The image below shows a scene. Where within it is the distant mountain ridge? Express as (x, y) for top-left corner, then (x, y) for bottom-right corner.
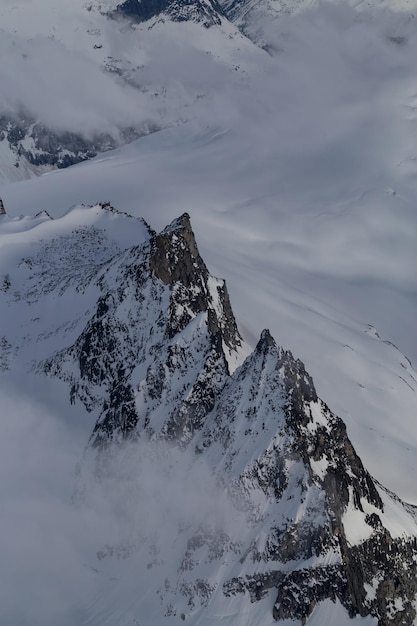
(0, 0), (254, 182)
(114, 0), (226, 26)
(2, 0), (417, 184)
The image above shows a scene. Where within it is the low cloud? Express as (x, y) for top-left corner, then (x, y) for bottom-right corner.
(0, 31), (150, 137)
(0, 378), (239, 625)
(2, 3), (417, 144)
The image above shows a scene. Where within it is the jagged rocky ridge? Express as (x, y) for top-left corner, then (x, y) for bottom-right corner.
(113, 0), (225, 27)
(1, 205), (415, 624)
(0, 111), (155, 177)
(41, 212), (242, 450)
(29, 208), (416, 625)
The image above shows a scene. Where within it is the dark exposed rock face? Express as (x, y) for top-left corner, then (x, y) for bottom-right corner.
(114, 0), (225, 27)
(41, 213), (242, 450)
(150, 213), (240, 349)
(34, 211), (417, 624)
(0, 112), (155, 173)
(190, 330), (416, 624)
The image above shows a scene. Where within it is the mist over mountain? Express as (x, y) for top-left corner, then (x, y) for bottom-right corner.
(0, 0), (256, 179)
(3, 0), (417, 180)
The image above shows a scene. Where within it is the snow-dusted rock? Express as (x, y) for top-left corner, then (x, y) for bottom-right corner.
(19, 207), (414, 625)
(0, 205), (416, 624)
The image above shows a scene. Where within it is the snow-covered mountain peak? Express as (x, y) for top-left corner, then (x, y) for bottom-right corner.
(162, 211), (192, 231)
(17, 212), (246, 450)
(255, 327), (276, 350)
(150, 211), (203, 286)
(1, 207), (416, 624)
(113, 0), (226, 27)
(148, 211), (243, 351)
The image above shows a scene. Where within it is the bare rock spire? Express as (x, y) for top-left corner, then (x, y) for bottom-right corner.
(0, 197), (6, 216)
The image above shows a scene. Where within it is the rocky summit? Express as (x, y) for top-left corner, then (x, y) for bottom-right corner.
(113, 0), (225, 27)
